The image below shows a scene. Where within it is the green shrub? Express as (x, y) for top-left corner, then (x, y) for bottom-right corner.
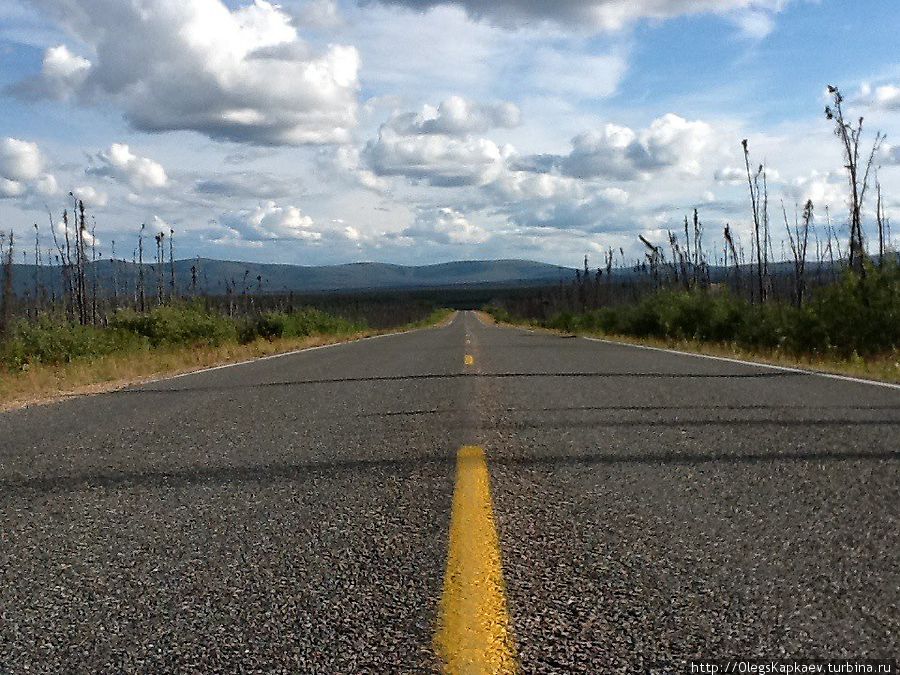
(238, 308), (364, 344)
(538, 263), (899, 358)
(111, 305), (237, 347)
(0, 319), (147, 368)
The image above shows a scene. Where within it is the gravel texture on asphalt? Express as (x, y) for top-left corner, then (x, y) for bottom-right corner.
(465, 315), (900, 673)
(1, 312), (898, 673)
(1, 324), (467, 674)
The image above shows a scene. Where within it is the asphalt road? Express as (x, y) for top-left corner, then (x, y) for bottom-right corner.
(1, 311), (898, 673)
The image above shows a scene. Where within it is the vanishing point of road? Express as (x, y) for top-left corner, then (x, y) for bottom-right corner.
(1, 311), (898, 673)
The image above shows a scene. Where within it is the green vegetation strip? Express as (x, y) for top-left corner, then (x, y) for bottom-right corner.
(486, 265), (899, 384)
(0, 306), (453, 410)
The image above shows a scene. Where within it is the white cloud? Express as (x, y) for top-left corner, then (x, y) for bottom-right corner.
(0, 178), (27, 198)
(243, 201), (321, 240)
(520, 113), (715, 181)
(0, 137), (42, 183)
(858, 83), (900, 111)
(194, 171), (299, 200)
(529, 49), (628, 99)
(715, 164), (781, 185)
(365, 125), (511, 186)
(149, 215), (173, 235)
(401, 207), (489, 244)
(72, 185), (108, 207)
(326, 146), (391, 193)
(715, 166), (748, 184)
(11, 44), (91, 100)
(17, 0), (361, 145)
(365, 0), (791, 33)
(881, 143), (900, 166)
(387, 96), (520, 135)
(487, 170), (587, 202)
(730, 10), (775, 38)
(88, 143), (168, 191)
(34, 173), (59, 196)
(295, 0), (343, 28)
(0, 137), (56, 199)
(501, 186), (631, 231)
(788, 171), (846, 213)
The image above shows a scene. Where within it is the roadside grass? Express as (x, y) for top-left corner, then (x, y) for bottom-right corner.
(0, 308), (455, 411)
(478, 311), (900, 385)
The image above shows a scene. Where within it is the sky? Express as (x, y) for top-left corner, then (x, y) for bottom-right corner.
(1, 0), (899, 268)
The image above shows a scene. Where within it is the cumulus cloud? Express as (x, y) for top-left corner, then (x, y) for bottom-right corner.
(72, 185), (108, 207)
(519, 114), (714, 181)
(295, 0), (344, 28)
(881, 143), (900, 166)
(715, 164), (781, 185)
(325, 146), (391, 193)
(365, 125), (511, 186)
(224, 201), (321, 241)
(0, 137), (58, 199)
(363, 0), (790, 33)
(0, 137), (42, 183)
(502, 186), (631, 231)
(87, 143), (168, 191)
(787, 171), (846, 212)
(194, 172), (298, 200)
(487, 170), (587, 203)
(15, 0), (360, 145)
(0, 178), (27, 199)
(858, 83), (900, 111)
(11, 44), (91, 100)
(387, 96), (520, 136)
(400, 207), (489, 244)
(714, 166), (748, 184)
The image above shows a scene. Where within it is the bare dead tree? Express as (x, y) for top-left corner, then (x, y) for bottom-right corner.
(1, 231), (14, 336)
(169, 228), (176, 301)
(90, 217), (98, 324)
(692, 209), (708, 287)
(742, 139), (768, 302)
(876, 180), (885, 266)
(49, 208), (72, 321)
(639, 235), (664, 288)
(825, 85), (885, 274)
(155, 231), (165, 306)
(138, 223), (146, 312)
(784, 199), (814, 308)
(69, 194), (88, 325)
(111, 239), (119, 307)
(62, 209), (76, 320)
(724, 223), (740, 293)
(77, 199), (89, 324)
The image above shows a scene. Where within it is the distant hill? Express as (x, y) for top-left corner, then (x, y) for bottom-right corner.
(5, 258), (577, 297)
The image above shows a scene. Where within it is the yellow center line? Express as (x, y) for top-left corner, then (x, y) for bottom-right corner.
(464, 354), (475, 366)
(435, 446), (517, 674)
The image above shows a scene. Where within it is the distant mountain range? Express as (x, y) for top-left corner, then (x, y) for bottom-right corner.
(8, 254), (897, 299)
(5, 258), (577, 296)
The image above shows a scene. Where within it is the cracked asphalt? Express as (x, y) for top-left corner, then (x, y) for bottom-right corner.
(1, 311), (898, 673)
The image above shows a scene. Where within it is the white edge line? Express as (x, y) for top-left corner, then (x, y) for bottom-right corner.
(141, 317), (455, 386)
(582, 336), (900, 391)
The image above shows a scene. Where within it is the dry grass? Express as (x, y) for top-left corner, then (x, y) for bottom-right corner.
(486, 314), (900, 385)
(1, 311), (455, 412)
(588, 333), (900, 384)
(473, 310), (497, 326)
